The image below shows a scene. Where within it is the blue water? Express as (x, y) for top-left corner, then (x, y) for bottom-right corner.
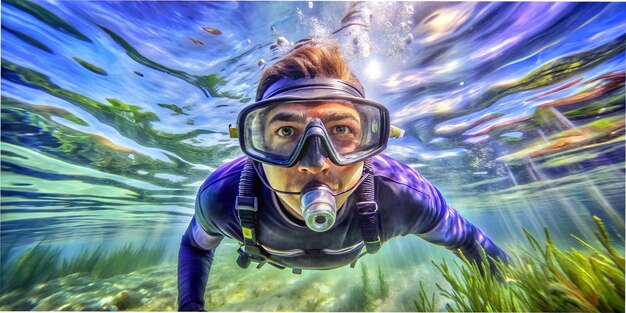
(1, 1), (625, 311)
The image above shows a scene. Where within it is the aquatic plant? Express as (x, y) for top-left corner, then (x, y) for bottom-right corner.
(377, 265), (389, 300)
(0, 242), (62, 293)
(414, 281), (437, 312)
(340, 263), (392, 311)
(0, 241), (167, 294)
(360, 263), (375, 311)
(67, 242), (167, 279)
(420, 216), (625, 312)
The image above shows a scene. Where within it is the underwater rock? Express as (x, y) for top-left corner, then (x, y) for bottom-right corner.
(111, 290), (143, 310)
(32, 292), (68, 311)
(0, 290), (35, 310)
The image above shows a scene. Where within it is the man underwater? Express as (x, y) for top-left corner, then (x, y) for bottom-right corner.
(177, 38), (509, 311)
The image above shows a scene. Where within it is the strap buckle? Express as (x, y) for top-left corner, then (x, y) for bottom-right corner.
(236, 195), (258, 212)
(356, 201), (381, 254)
(356, 201), (378, 214)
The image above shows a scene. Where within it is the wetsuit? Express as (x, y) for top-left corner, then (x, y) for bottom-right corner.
(178, 154), (509, 311)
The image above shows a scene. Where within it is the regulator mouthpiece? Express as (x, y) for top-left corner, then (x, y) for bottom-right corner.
(300, 184), (337, 232)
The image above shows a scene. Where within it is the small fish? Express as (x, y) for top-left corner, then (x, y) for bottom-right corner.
(189, 38), (204, 45)
(202, 27), (222, 35)
(133, 71), (144, 77)
(340, 8), (370, 24)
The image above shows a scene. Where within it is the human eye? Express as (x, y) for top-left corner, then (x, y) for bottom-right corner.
(276, 126), (296, 137)
(331, 125), (353, 136)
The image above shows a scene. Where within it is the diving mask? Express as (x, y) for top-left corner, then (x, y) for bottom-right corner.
(235, 77), (391, 167)
(231, 77), (400, 232)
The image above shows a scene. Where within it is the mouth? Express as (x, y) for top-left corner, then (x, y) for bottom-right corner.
(287, 176), (342, 192)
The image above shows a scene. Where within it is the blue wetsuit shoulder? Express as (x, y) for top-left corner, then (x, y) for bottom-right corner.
(193, 154), (508, 269)
(194, 156), (246, 238)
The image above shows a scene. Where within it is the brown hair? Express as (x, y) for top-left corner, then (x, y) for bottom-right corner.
(256, 39), (364, 101)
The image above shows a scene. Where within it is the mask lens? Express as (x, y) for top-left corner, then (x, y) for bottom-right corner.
(241, 100), (387, 165)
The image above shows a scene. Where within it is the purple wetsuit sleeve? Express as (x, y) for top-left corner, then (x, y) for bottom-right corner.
(177, 216), (222, 311)
(413, 185), (510, 274)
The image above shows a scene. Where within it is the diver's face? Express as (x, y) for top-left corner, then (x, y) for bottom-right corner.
(261, 102), (364, 215)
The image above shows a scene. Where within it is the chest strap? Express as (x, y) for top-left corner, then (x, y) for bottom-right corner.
(235, 158), (381, 274)
(357, 158), (381, 254)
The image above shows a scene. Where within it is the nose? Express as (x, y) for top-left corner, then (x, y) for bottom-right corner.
(297, 137), (331, 174)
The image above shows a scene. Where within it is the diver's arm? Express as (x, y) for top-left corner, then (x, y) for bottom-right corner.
(413, 186), (509, 275)
(177, 216), (224, 311)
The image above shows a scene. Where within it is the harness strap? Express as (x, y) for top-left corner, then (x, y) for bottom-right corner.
(356, 159), (382, 254)
(236, 159), (270, 269)
(236, 157), (381, 273)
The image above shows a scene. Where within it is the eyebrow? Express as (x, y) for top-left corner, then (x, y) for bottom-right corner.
(268, 112), (305, 124)
(321, 112), (359, 124)
(267, 111), (359, 125)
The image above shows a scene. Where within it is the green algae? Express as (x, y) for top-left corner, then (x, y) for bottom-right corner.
(1, 24), (54, 53)
(341, 264), (391, 311)
(414, 281), (438, 312)
(95, 24), (239, 99)
(3, 0), (90, 42)
(1, 60), (240, 167)
(377, 265), (390, 299)
(472, 35), (624, 113)
(563, 92), (625, 120)
(72, 57), (107, 76)
(157, 103), (189, 116)
(1, 241), (166, 294)
(419, 216), (625, 312)
(497, 115), (624, 163)
(540, 152), (598, 168)
(1, 98), (211, 191)
(421, 34), (625, 142)
(2, 96), (89, 126)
